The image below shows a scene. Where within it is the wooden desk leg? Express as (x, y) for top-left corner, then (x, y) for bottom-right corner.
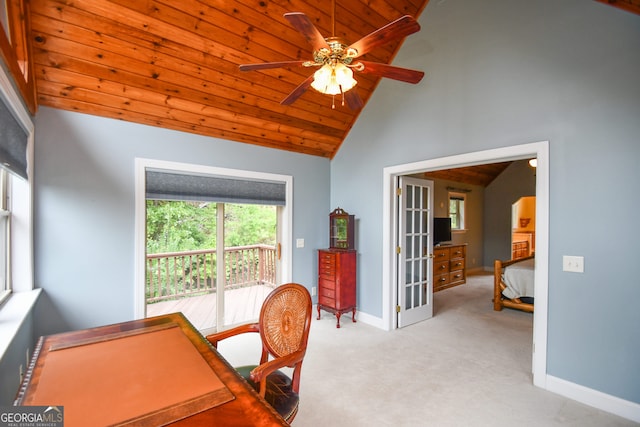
(335, 312), (342, 328)
(317, 304), (321, 320)
(352, 308), (357, 323)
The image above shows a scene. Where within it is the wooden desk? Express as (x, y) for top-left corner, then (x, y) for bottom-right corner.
(15, 313), (288, 427)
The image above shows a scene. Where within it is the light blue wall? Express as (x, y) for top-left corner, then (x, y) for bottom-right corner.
(0, 304), (34, 404)
(33, 108), (329, 336)
(331, 0), (640, 404)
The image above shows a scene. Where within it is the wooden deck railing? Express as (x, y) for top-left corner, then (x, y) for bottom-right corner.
(146, 245), (276, 303)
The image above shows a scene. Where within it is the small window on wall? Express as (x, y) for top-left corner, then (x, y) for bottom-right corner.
(448, 192), (466, 231)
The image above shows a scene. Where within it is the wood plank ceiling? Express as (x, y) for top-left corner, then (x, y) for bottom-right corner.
(24, 1), (639, 159)
(417, 162), (513, 188)
(27, 0), (429, 158)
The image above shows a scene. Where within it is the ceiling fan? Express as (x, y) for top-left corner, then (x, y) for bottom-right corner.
(239, 3), (425, 110)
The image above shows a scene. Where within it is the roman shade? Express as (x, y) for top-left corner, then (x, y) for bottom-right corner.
(145, 171), (286, 206)
(0, 94), (28, 179)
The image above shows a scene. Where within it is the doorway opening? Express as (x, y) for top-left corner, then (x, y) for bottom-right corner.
(382, 141), (549, 388)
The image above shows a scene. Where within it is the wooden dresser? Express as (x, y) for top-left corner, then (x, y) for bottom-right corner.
(317, 249), (356, 328)
(433, 244), (466, 292)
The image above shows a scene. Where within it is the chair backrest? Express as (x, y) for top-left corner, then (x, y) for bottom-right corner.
(259, 283), (312, 380)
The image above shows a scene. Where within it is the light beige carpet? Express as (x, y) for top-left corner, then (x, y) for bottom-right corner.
(216, 274), (636, 426)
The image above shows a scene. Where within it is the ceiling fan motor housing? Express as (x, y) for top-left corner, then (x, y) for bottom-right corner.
(312, 37), (358, 66)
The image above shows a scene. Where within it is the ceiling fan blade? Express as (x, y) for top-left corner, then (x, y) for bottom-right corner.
(281, 74), (315, 106)
(239, 61), (306, 71)
(284, 12), (331, 52)
(347, 15), (420, 58)
(356, 61), (425, 84)
(344, 90), (364, 110)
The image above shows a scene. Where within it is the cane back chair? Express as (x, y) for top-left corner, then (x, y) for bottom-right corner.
(206, 283), (312, 423)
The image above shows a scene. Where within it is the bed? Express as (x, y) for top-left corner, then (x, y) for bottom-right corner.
(493, 254), (534, 313)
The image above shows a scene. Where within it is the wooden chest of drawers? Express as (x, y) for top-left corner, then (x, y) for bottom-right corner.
(317, 249), (356, 328)
(433, 244), (466, 292)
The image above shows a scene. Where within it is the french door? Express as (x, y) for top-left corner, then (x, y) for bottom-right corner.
(397, 176), (434, 327)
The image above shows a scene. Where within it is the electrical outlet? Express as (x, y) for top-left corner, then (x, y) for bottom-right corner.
(563, 255), (584, 273)
(311, 286), (317, 296)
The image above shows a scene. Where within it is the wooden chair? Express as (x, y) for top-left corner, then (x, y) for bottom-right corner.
(206, 283), (312, 423)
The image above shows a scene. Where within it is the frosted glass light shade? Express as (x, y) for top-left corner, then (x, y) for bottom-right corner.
(311, 63), (357, 95)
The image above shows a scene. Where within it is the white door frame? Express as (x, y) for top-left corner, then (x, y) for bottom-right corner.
(134, 158), (293, 321)
(382, 141), (549, 388)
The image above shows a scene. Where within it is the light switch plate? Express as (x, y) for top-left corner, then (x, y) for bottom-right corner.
(563, 255), (584, 273)
(296, 238), (304, 248)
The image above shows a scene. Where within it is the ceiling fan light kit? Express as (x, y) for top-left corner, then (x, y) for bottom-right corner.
(240, 6), (424, 110)
(311, 63), (357, 95)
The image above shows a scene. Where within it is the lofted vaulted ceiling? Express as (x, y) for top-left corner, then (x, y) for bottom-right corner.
(27, 0), (430, 158)
(19, 1), (639, 159)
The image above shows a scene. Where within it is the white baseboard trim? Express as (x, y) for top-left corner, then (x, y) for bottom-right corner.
(354, 310), (385, 330)
(546, 374), (640, 423)
(352, 307), (640, 423)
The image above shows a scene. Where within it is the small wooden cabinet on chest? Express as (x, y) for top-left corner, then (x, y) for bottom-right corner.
(317, 208), (357, 328)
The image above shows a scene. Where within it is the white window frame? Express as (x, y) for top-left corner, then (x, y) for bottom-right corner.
(134, 158), (293, 321)
(0, 169), (11, 303)
(0, 53), (36, 367)
(0, 60), (34, 299)
(448, 191), (466, 231)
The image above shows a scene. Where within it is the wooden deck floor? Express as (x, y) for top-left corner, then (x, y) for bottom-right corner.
(146, 284), (275, 332)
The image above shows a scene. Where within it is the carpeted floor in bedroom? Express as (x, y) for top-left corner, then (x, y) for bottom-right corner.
(216, 273), (636, 426)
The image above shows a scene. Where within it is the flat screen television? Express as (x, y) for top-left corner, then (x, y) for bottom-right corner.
(433, 217), (452, 246)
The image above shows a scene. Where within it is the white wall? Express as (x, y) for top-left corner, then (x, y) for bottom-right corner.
(33, 108), (329, 335)
(331, 0), (640, 407)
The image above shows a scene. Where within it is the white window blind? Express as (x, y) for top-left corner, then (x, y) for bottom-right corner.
(0, 95), (28, 179)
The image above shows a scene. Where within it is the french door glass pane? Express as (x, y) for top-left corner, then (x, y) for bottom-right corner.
(402, 183), (430, 311)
